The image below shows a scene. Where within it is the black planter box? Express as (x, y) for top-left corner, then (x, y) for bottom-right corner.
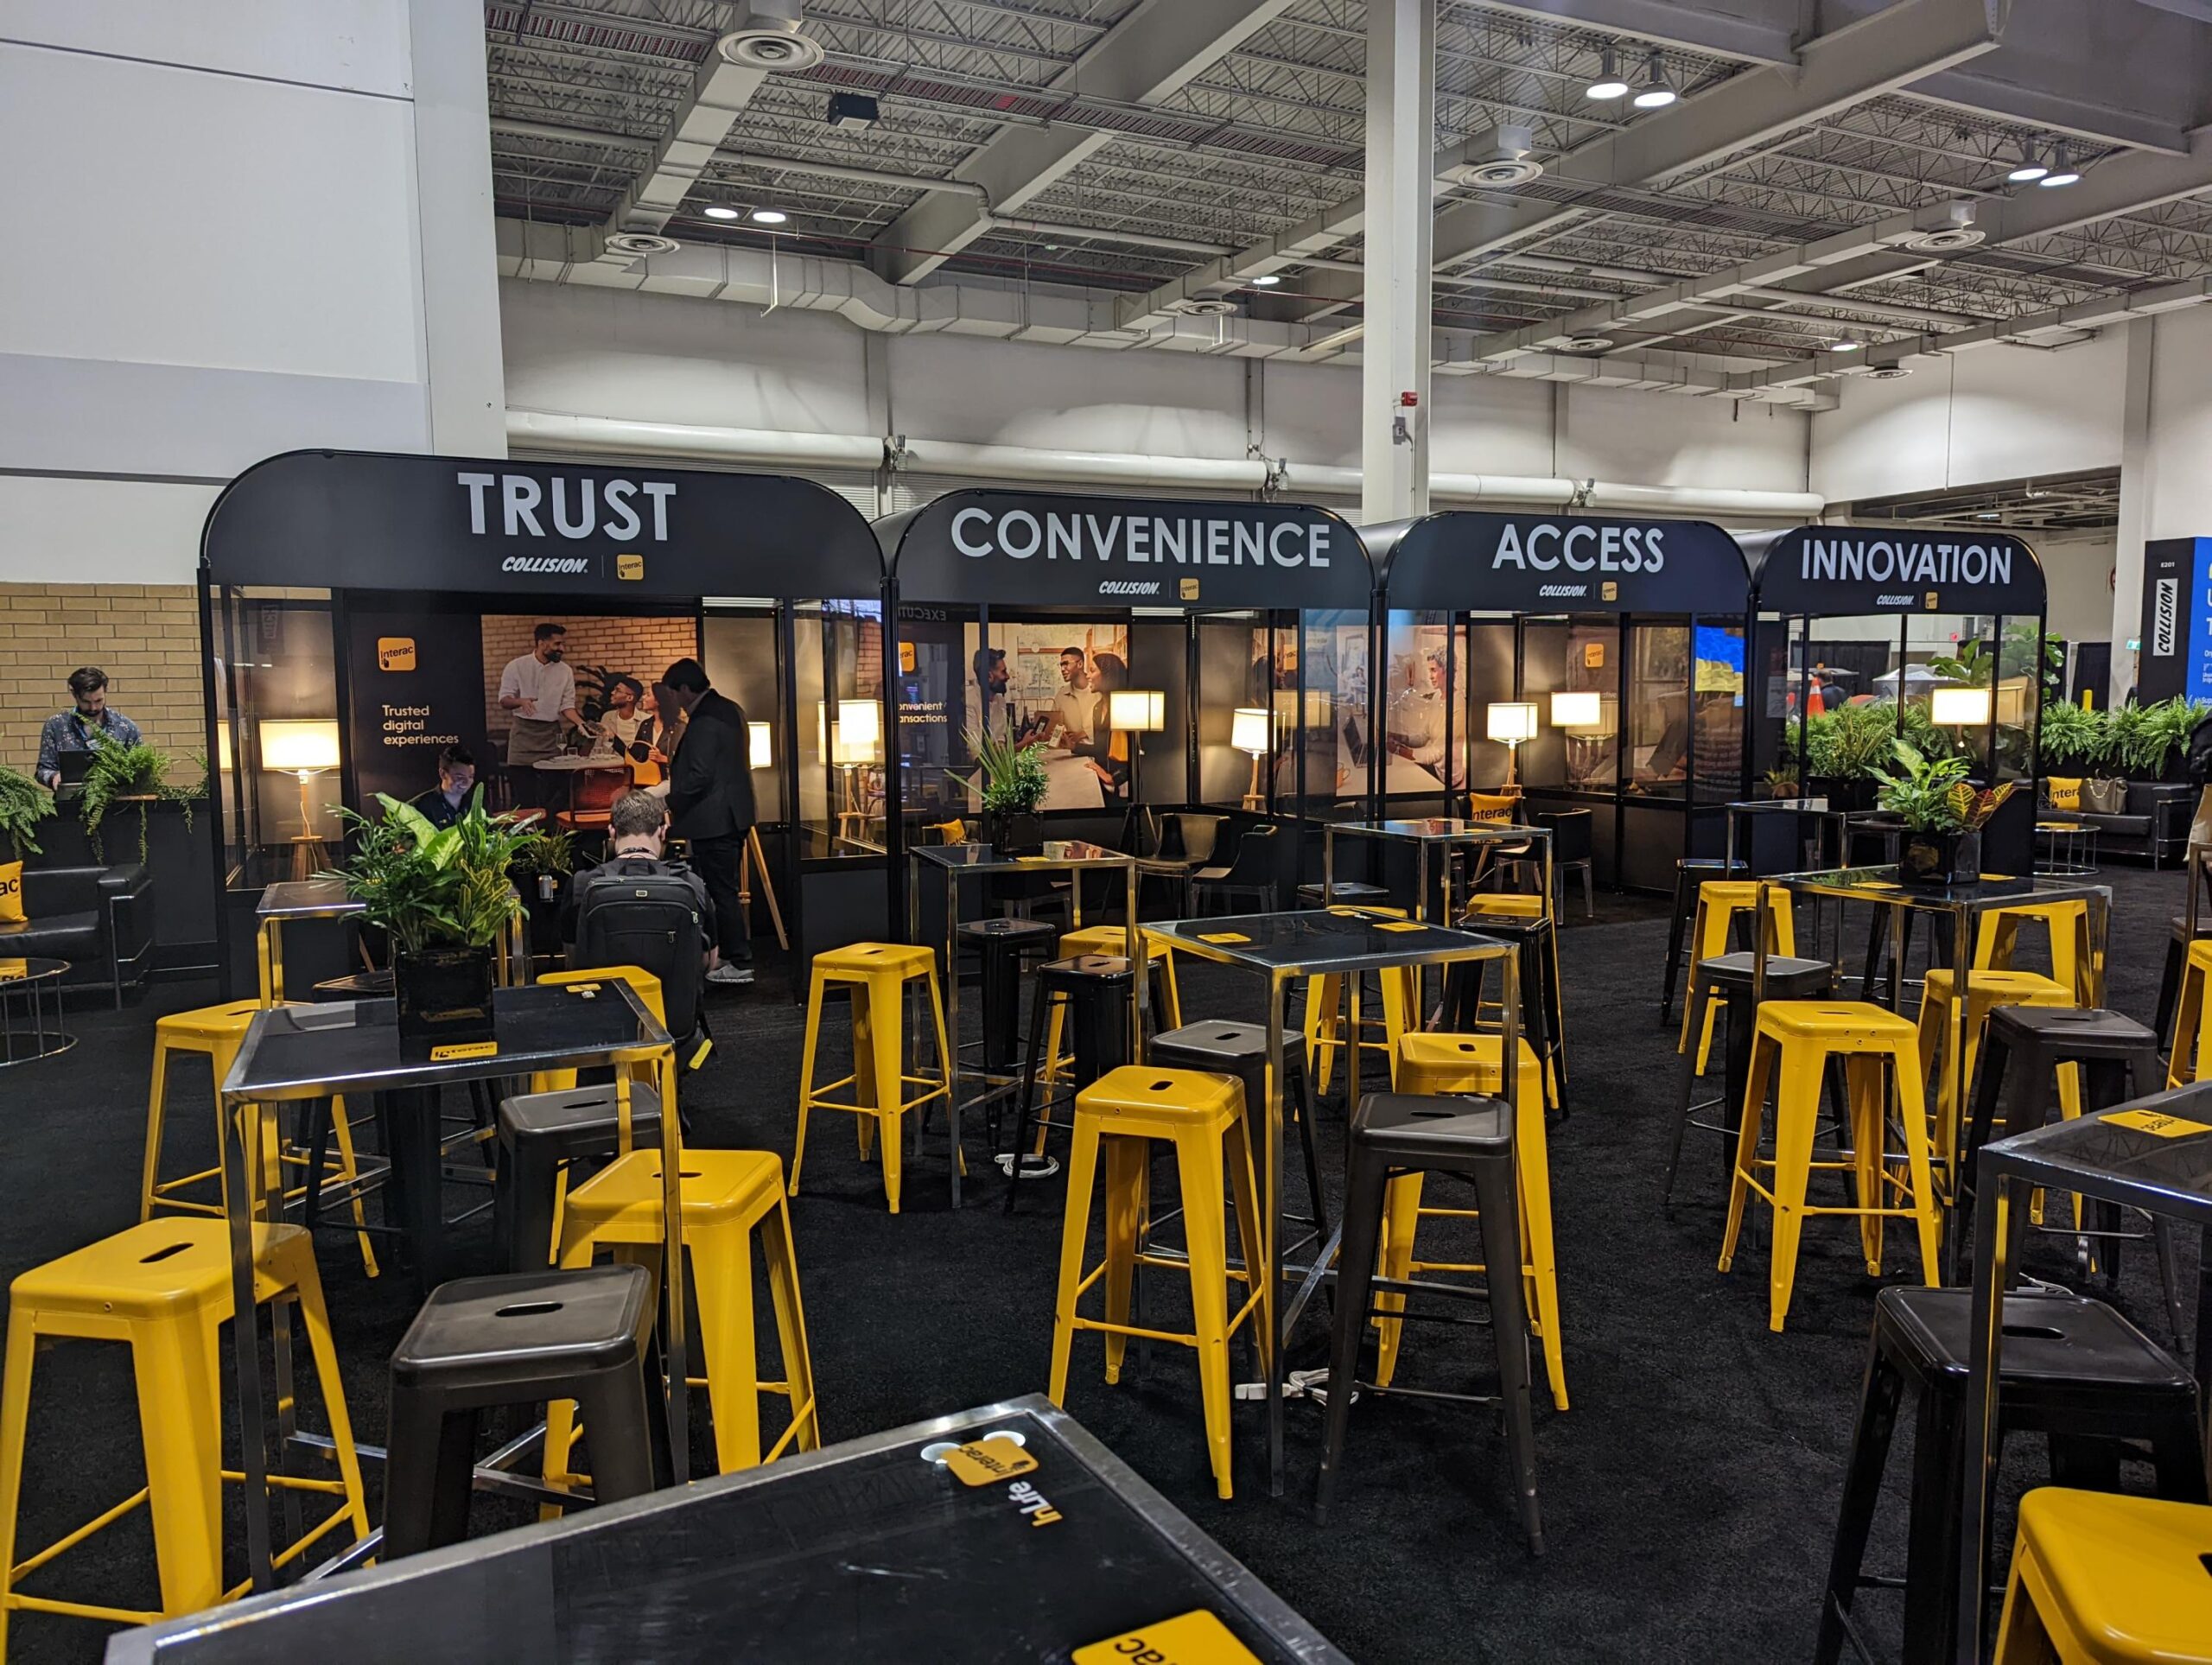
(393, 944), (496, 1044)
(1897, 828), (1981, 887)
(985, 811), (1044, 855)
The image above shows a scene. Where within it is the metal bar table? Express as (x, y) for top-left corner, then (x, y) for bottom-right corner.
(1955, 1092), (2212, 1662)
(1141, 908), (1516, 1497)
(106, 1395), (1347, 1664)
(1760, 867), (2112, 1265)
(254, 878), (364, 1007)
(1720, 797), (1847, 878)
(219, 982), (676, 1594)
(907, 841), (1142, 1208)
(1325, 817), (1555, 930)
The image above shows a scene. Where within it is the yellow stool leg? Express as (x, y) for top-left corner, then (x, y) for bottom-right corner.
(327, 1096), (380, 1279)
(1849, 1055), (1885, 1275)
(2170, 962), (2202, 1088)
(140, 1033), (174, 1221)
(1888, 1037), (1944, 1285)
(1173, 1121), (1236, 1501)
(1047, 1119), (1104, 1407)
(1692, 895), (1732, 1071)
(271, 1236), (371, 1542)
(758, 1191), (820, 1454)
(791, 966), (829, 1195)
(850, 982), (878, 1163)
(1719, 1028), (1777, 1274)
(136, 1306), (226, 1616)
(1307, 975), (1342, 1094)
(1224, 1110), (1267, 1376)
(1100, 1135), (1145, 1385)
(0, 1306), (39, 1658)
(1371, 1172), (1424, 1389)
(864, 979), (906, 1214)
(1764, 1041), (1822, 1332)
(690, 1216), (763, 1472)
(1515, 1078), (1568, 1411)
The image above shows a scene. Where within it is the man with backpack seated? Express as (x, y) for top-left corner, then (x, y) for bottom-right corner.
(563, 789), (714, 1052)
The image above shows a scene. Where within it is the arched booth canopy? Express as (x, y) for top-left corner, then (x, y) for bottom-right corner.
(199, 448), (886, 988)
(874, 489), (1374, 911)
(1742, 524), (2045, 871)
(1363, 510), (1751, 893)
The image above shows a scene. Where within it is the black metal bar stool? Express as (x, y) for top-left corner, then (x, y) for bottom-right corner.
(1959, 1004), (2189, 1342)
(1005, 954), (1133, 1211)
(1660, 857), (1746, 1026)
(1815, 1285), (2204, 1665)
(1437, 912), (1568, 1119)
(957, 917), (1059, 1075)
(1661, 950), (1834, 1205)
(1314, 1091), (1541, 1555)
(1150, 1020), (1330, 1247)
(493, 1082), (664, 1273)
(383, 1264), (663, 1559)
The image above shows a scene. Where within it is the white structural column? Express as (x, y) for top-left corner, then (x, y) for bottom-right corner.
(1360, 0), (1434, 526)
(2111, 304), (2212, 702)
(410, 0), (505, 455)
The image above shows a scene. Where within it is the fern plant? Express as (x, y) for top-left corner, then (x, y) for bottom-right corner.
(79, 742), (204, 864)
(2108, 696), (2208, 778)
(0, 766), (54, 861)
(2036, 701), (2111, 771)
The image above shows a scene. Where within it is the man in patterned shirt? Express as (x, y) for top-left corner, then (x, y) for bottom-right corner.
(35, 667), (142, 788)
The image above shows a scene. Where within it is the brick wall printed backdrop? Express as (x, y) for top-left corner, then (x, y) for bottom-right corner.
(0, 584), (205, 772)
(480, 613), (700, 741)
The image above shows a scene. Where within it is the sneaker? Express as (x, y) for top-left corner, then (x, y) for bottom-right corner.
(705, 963), (754, 986)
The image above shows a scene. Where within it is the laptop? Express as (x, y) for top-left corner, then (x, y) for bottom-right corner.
(54, 751), (93, 794)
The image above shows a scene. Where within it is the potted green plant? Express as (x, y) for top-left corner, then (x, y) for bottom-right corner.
(330, 789), (543, 1044)
(961, 725), (1050, 855)
(1764, 765), (1801, 801)
(1871, 740), (2015, 886)
(1804, 702), (1897, 811)
(509, 823), (579, 957)
(2036, 700), (2111, 773)
(2108, 696), (2208, 781)
(0, 766), (54, 861)
(80, 742), (203, 863)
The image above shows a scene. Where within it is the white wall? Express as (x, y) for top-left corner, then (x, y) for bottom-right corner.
(499, 277), (1814, 502)
(2033, 531), (2117, 644)
(0, 2), (505, 586)
(1808, 332), (2128, 505)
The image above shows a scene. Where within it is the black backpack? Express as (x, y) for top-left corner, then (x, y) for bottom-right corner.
(569, 857), (707, 1046)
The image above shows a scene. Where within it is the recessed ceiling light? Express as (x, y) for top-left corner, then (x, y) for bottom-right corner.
(1250, 273), (1281, 287)
(702, 205), (741, 220)
(1977, 512), (2000, 520)
(2038, 144), (2079, 187)
(1631, 51), (1676, 109)
(2006, 143), (2049, 184)
(1585, 47), (1628, 101)
(1833, 336), (1862, 352)
(751, 207), (790, 224)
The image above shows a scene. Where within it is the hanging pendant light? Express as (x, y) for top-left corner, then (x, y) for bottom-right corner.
(1632, 50), (1677, 109)
(1585, 46), (1629, 101)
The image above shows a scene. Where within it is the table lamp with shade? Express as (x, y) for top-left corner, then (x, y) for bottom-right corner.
(1486, 701), (1539, 789)
(1929, 685), (1993, 728)
(1552, 690), (1611, 787)
(748, 721), (772, 772)
(739, 720), (789, 951)
(260, 718), (341, 879)
(1232, 706), (1272, 810)
(832, 698), (881, 839)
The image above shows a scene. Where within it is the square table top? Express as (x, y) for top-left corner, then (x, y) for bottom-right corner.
(220, 980), (671, 1103)
(1147, 906), (1512, 977)
(253, 877), (362, 922)
(1770, 866), (2112, 912)
(1979, 1087), (2212, 1222)
(1723, 798), (1834, 815)
(912, 841), (1133, 874)
(105, 1397), (1345, 1665)
(1333, 817), (1547, 846)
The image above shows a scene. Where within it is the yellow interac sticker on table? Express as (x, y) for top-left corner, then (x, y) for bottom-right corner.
(1376, 920), (1426, 933)
(1072, 1609), (1262, 1665)
(1199, 932), (1251, 944)
(2105, 1108), (2212, 1139)
(942, 1437), (1038, 1487)
(429, 1039), (499, 1062)
(1856, 880), (1902, 891)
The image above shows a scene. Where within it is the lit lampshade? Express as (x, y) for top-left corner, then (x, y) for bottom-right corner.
(1930, 685), (1993, 727)
(216, 722), (234, 775)
(1551, 690), (1603, 730)
(748, 721), (772, 770)
(836, 698), (881, 762)
(1230, 707), (1272, 756)
(1109, 689), (1166, 732)
(260, 719), (340, 775)
(1486, 702), (1540, 745)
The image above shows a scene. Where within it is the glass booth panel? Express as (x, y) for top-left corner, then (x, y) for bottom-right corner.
(1197, 612), (1262, 810)
(702, 607), (784, 825)
(1519, 619), (1618, 794)
(1691, 621), (1746, 804)
(1381, 611), (1463, 803)
(794, 600), (883, 857)
(1296, 609), (1368, 818)
(214, 587), (339, 893)
(1626, 623), (1692, 799)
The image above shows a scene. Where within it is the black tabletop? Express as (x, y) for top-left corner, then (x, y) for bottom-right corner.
(1338, 817), (1543, 843)
(106, 1398), (1345, 1664)
(1979, 1087), (2212, 1220)
(912, 841), (1132, 872)
(220, 982), (671, 1103)
(1147, 907), (1511, 976)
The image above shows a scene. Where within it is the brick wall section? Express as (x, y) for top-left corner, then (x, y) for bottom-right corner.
(480, 613), (699, 740)
(0, 583), (205, 772)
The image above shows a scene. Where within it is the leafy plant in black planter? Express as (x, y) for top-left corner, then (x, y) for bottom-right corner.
(80, 743), (204, 863)
(2108, 696), (2208, 780)
(1803, 702), (1899, 810)
(330, 789), (543, 1043)
(2036, 700), (2111, 772)
(0, 766), (53, 861)
(1871, 740), (2015, 885)
(961, 724), (1050, 854)
(509, 823), (579, 956)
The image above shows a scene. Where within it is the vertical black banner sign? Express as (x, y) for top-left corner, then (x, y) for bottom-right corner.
(344, 608), (490, 806)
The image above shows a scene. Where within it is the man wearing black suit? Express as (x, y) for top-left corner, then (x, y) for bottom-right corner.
(659, 658), (757, 987)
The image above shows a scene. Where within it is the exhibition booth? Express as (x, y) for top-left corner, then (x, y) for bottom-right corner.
(1361, 511), (1753, 892)
(196, 449), (887, 988)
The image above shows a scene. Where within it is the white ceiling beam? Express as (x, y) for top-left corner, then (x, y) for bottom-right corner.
(1452, 0), (1804, 65)
(866, 0), (1300, 286)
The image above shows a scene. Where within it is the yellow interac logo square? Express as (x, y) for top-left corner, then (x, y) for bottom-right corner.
(1600, 580), (1618, 601)
(899, 642), (918, 673)
(1072, 1610), (1262, 1664)
(616, 552), (645, 581)
(1924, 592), (1940, 610)
(942, 1436), (1036, 1486)
(2106, 1108), (2212, 1139)
(378, 638), (416, 672)
(1179, 578), (1200, 601)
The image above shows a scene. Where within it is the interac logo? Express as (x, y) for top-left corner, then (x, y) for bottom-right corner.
(1179, 578), (1200, 601)
(1599, 581), (1618, 601)
(1924, 592), (1940, 611)
(378, 638), (416, 672)
(616, 552), (645, 581)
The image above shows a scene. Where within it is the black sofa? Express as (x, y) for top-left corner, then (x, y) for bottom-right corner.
(0, 863), (154, 1006)
(2054, 782), (2192, 867)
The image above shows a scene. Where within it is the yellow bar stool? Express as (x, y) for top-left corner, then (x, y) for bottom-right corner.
(1377, 1032), (1567, 1410)
(2166, 938), (2212, 1087)
(0, 1219), (368, 1652)
(1997, 1490), (2212, 1664)
(1976, 898), (2089, 1001)
(1058, 925), (1180, 1033)
(545, 1147), (818, 1490)
(1048, 1065), (1264, 1499)
(531, 966), (677, 1110)
(1915, 967), (2075, 1188)
(1681, 882), (1798, 1072)
(141, 1000), (378, 1276)
(794, 943), (953, 1214)
(1304, 910), (1416, 1095)
(1719, 1001), (1942, 1331)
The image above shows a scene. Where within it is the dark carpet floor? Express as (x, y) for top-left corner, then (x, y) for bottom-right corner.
(0, 865), (2195, 1663)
